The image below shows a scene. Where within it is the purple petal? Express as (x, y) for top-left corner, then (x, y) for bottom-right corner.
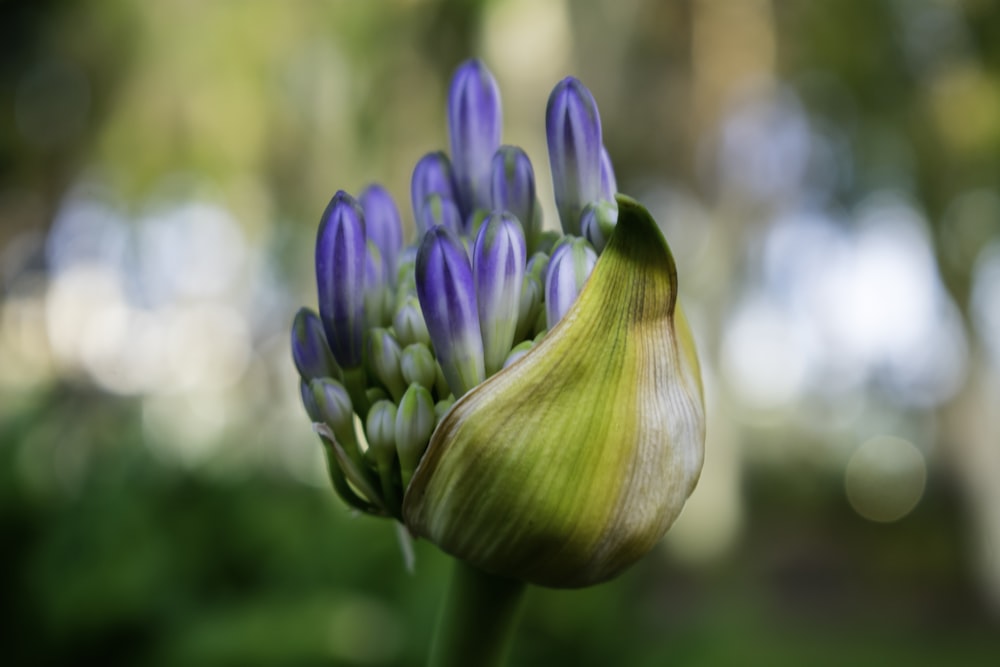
(360, 183), (403, 279)
(416, 194), (463, 236)
(448, 59), (502, 218)
(545, 237), (597, 328)
(546, 77), (603, 235)
(411, 152), (458, 231)
(473, 212), (526, 375)
(415, 225), (485, 396)
(490, 145), (537, 243)
(316, 190), (366, 368)
(291, 307), (340, 381)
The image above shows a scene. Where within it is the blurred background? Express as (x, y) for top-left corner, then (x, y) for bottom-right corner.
(2, 0), (999, 665)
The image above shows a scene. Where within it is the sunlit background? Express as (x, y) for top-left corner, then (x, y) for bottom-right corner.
(2, 1), (999, 665)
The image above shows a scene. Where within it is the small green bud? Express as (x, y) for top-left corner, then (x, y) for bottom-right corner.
(395, 383), (436, 488)
(434, 396), (455, 425)
(515, 274), (542, 343)
(368, 328), (406, 402)
(366, 399), (400, 515)
(394, 295), (432, 348)
(400, 342), (437, 390)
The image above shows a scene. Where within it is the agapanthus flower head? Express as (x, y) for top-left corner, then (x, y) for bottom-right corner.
(292, 60), (705, 589)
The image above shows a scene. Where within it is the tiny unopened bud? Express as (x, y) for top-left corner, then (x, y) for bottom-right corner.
(400, 342), (437, 390)
(503, 339), (534, 368)
(393, 295), (431, 348)
(415, 225), (485, 397)
(396, 383), (436, 488)
(368, 328), (406, 402)
(412, 152), (459, 231)
(291, 307), (341, 382)
(491, 145), (538, 247)
(545, 237), (597, 328)
(360, 183), (404, 279)
(366, 399), (400, 513)
(580, 200), (619, 254)
(416, 194), (463, 236)
(474, 211), (527, 375)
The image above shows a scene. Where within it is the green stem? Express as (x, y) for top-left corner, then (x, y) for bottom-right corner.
(429, 560), (527, 667)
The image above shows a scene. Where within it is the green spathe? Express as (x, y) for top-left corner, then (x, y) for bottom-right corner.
(403, 195), (705, 588)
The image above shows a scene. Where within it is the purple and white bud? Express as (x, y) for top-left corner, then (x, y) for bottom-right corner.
(291, 307), (340, 382)
(415, 225), (485, 397)
(545, 236), (597, 328)
(580, 200), (619, 254)
(411, 152), (459, 231)
(360, 183), (404, 280)
(546, 77), (603, 235)
(491, 145), (538, 245)
(473, 212), (526, 375)
(448, 59), (503, 217)
(316, 190), (367, 368)
(416, 194), (463, 236)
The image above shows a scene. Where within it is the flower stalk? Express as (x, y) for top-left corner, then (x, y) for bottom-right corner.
(429, 561), (526, 667)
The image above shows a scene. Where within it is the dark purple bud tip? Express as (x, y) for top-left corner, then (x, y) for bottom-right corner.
(316, 190), (367, 368)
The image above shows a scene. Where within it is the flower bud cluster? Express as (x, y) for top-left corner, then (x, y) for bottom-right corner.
(292, 60), (619, 520)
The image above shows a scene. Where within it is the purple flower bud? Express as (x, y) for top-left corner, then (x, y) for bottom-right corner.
(291, 307), (340, 382)
(580, 200), (619, 254)
(545, 237), (597, 328)
(316, 190), (366, 368)
(491, 145), (538, 245)
(415, 225), (485, 397)
(448, 59), (502, 217)
(546, 77), (603, 235)
(300, 379), (320, 421)
(416, 194), (463, 236)
(360, 183), (403, 279)
(473, 212), (526, 375)
(411, 152), (458, 229)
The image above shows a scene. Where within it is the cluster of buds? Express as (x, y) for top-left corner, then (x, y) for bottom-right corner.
(292, 60), (705, 588)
